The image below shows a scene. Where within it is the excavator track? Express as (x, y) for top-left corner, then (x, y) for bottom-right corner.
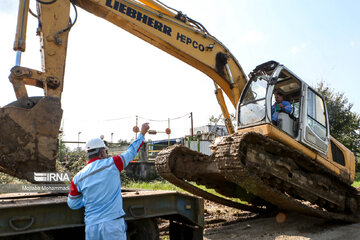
(156, 146), (267, 213)
(155, 132), (360, 222)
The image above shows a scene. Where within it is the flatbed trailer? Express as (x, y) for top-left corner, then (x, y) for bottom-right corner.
(0, 189), (204, 239)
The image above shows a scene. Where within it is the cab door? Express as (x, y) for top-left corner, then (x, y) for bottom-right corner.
(301, 85), (330, 154)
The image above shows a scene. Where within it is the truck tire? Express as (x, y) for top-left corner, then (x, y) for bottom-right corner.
(126, 218), (159, 240)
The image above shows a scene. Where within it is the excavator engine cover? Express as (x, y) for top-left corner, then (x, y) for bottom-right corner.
(0, 97), (62, 182)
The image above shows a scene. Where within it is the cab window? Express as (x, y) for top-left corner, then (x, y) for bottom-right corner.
(307, 89), (327, 139)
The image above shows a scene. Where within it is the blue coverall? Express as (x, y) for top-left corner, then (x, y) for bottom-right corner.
(67, 134), (145, 240)
(272, 100), (292, 122)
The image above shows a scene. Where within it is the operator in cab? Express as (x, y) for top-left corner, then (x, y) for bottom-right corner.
(272, 91), (292, 124)
(67, 123), (150, 240)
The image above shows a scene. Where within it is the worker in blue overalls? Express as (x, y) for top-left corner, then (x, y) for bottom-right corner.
(67, 123), (150, 240)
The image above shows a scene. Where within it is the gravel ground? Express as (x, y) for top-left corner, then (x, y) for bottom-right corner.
(158, 200), (360, 240)
(202, 201), (360, 240)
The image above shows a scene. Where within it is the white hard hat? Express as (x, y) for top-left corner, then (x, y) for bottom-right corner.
(85, 138), (106, 152)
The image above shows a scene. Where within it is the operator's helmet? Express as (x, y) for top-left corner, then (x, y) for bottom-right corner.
(85, 138), (106, 156)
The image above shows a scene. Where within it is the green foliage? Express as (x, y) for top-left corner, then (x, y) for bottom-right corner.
(316, 82), (360, 154)
(117, 139), (131, 146)
(352, 172), (360, 188)
(120, 171), (132, 185)
(57, 147), (87, 178)
(0, 172), (28, 184)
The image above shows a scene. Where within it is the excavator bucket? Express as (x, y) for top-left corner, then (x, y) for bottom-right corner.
(0, 97), (62, 183)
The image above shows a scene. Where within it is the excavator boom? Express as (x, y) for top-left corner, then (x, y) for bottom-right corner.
(73, 0), (247, 108)
(0, 0), (247, 182)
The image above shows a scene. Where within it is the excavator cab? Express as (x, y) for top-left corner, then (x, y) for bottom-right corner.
(237, 61), (330, 155)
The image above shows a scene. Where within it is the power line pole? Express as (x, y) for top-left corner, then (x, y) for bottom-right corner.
(190, 112), (193, 137)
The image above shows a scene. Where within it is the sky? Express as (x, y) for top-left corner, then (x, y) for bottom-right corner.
(0, 0), (359, 148)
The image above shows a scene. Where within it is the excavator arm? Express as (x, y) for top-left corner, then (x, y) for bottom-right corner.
(0, 0), (247, 182)
(74, 0), (248, 132)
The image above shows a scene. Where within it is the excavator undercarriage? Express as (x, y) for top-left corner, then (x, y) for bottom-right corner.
(155, 131), (360, 222)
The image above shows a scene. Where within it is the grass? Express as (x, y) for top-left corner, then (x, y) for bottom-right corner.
(124, 180), (247, 204)
(124, 180), (185, 192)
(124, 180), (220, 195)
(352, 172), (360, 188)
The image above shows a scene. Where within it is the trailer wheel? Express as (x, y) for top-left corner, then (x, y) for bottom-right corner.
(126, 218), (159, 240)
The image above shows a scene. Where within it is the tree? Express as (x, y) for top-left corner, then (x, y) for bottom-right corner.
(316, 82), (360, 154)
(117, 139), (131, 146)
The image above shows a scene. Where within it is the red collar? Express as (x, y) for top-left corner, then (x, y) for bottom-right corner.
(87, 157), (102, 164)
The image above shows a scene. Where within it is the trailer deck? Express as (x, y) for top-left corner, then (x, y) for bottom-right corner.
(0, 189), (204, 239)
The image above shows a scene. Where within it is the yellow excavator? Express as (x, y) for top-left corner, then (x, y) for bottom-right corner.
(156, 61), (359, 222)
(0, 0), (358, 222)
(0, 0), (245, 181)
